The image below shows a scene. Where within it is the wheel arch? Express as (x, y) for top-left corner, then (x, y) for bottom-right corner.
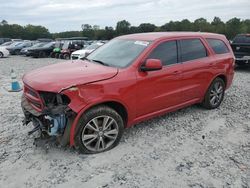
(69, 100), (129, 147)
(216, 74), (227, 86)
(206, 74), (227, 91)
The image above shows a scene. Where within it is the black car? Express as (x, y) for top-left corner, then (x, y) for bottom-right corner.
(20, 42), (47, 56)
(231, 34), (250, 67)
(7, 41), (34, 55)
(29, 42), (55, 58)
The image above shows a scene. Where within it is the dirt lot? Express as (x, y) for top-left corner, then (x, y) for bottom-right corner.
(0, 56), (250, 188)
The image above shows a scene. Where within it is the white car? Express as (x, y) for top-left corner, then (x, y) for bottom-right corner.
(71, 42), (104, 60)
(0, 46), (10, 58)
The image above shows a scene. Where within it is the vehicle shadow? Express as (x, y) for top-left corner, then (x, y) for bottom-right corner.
(122, 104), (206, 141)
(235, 66), (250, 73)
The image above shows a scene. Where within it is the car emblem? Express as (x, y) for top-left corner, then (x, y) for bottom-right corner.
(236, 46), (240, 50)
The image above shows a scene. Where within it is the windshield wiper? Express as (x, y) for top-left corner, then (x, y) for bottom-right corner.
(80, 56), (90, 61)
(91, 59), (109, 66)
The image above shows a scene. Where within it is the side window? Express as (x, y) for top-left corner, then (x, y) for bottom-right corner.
(180, 39), (207, 62)
(206, 39), (229, 54)
(148, 41), (178, 66)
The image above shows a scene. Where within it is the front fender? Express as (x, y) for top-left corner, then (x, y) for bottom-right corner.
(62, 87), (130, 147)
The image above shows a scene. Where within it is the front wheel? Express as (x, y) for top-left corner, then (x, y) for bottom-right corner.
(75, 106), (124, 154)
(202, 77), (225, 109)
(0, 52), (3, 58)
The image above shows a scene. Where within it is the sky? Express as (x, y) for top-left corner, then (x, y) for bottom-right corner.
(0, 0), (250, 32)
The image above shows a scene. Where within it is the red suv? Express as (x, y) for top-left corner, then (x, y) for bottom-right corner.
(22, 32), (234, 154)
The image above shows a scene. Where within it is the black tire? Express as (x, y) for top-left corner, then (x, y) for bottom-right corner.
(59, 54), (64, 59)
(75, 105), (124, 154)
(15, 50), (20, 55)
(0, 52), (3, 58)
(202, 77), (225, 109)
(63, 53), (70, 60)
(50, 52), (55, 58)
(38, 51), (46, 58)
(55, 53), (60, 58)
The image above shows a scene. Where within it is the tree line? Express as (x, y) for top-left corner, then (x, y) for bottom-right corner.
(0, 17), (250, 41)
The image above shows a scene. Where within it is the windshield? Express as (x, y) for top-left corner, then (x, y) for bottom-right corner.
(9, 42), (23, 47)
(43, 42), (54, 48)
(19, 42), (31, 47)
(233, 35), (250, 44)
(87, 39), (150, 68)
(32, 42), (46, 48)
(0, 41), (13, 46)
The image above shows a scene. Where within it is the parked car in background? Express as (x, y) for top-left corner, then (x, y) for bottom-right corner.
(58, 37), (88, 59)
(7, 41), (35, 55)
(4, 41), (23, 51)
(0, 41), (14, 47)
(231, 34), (250, 67)
(20, 42), (47, 56)
(0, 46), (10, 58)
(29, 41), (55, 58)
(0, 38), (11, 45)
(71, 42), (105, 60)
(21, 32), (234, 154)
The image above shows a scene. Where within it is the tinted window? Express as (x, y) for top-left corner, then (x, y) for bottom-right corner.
(206, 39), (229, 54)
(180, 39), (207, 62)
(148, 41), (178, 66)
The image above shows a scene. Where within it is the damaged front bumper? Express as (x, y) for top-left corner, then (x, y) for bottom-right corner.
(21, 92), (76, 147)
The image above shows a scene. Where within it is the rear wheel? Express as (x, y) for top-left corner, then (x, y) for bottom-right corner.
(14, 50), (20, 55)
(75, 106), (124, 154)
(0, 52), (3, 58)
(202, 77), (225, 109)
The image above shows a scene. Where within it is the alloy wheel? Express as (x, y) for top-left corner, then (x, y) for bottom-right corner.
(81, 115), (119, 152)
(209, 82), (223, 106)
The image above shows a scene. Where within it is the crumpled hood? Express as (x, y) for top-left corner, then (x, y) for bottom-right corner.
(23, 60), (118, 93)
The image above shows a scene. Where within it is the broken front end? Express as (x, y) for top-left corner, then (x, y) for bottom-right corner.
(21, 85), (76, 146)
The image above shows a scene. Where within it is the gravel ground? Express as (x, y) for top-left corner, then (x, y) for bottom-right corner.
(0, 56), (250, 188)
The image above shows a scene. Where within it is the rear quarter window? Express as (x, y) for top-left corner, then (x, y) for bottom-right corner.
(206, 39), (229, 54)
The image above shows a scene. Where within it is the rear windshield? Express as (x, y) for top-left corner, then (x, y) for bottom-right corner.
(232, 35), (250, 44)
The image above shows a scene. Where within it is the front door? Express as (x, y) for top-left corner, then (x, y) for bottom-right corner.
(136, 40), (183, 117)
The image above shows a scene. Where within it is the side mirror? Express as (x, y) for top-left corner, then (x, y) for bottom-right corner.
(140, 59), (163, 72)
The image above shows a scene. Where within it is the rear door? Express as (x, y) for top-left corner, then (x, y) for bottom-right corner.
(178, 38), (213, 103)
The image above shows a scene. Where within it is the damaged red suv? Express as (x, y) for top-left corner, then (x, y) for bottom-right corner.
(22, 32), (234, 154)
